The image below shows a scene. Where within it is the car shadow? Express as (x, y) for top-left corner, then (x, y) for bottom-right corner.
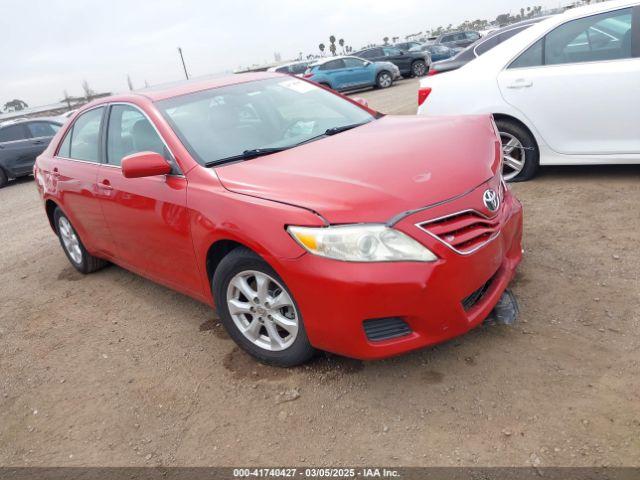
(537, 164), (640, 180)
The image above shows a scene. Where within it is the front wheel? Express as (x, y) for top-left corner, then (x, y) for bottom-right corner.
(411, 60), (427, 77)
(0, 168), (7, 188)
(495, 119), (540, 182)
(376, 71), (393, 89)
(213, 248), (316, 367)
(54, 208), (108, 274)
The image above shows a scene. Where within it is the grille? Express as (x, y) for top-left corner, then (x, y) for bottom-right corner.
(418, 210), (500, 254)
(363, 317), (412, 342)
(461, 273), (496, 311)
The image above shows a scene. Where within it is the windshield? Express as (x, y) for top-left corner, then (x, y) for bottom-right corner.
(156, 77), (375, 166)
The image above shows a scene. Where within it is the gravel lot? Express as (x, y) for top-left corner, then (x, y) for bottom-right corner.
(1, 79), (639, 467)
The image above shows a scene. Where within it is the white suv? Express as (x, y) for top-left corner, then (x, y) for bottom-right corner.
(417, 0), (640, 181)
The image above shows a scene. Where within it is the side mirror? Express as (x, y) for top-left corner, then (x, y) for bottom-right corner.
(352, 97), (369, 107)
(121, 151), (171, 179)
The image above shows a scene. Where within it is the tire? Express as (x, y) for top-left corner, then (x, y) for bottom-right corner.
(213, 247), (316, 367)
(495, 118), (540, 182)
(376, 71), (393, 89)
(53, 207), (108, 274)
(411, 60), (427, 77)
(0, 168), (7, 188)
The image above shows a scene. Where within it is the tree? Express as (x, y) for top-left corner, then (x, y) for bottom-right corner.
(319, 43), (326, 56)
(62, 91), (72, 109)
(127, 75), (134, 91)
(2, 99), (28, 113)
(383, 36), (389, 45)
(329, 35), (337, 56)
(338, 38), (345, 54)
(81, 80), (95, 102)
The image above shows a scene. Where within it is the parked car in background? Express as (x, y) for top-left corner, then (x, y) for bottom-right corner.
(267, 61), (311, 75)
(417, 0), (640, 182)
(34, 72), (523, 366)
(354, 46), (430, 77)
(432, 30), (481, 49)
(304, 56), (400, 91)
(410, 43), (458, 62)
(428, 18), (547, 76)
(0, 118), (62, 187)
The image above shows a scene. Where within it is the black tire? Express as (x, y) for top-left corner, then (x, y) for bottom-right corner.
(495, 118), (540, 182)
(411, 60), (428, 77)
(375, 71), (393, 89)
(0, 168), (7, 188)
(53, 207), (108, 274)
(213, 247), (316, 367)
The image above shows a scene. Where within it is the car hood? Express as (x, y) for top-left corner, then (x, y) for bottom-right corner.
(215, 115), (500, 224)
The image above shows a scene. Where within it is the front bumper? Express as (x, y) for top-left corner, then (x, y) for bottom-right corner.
(275, 183), (523, 360)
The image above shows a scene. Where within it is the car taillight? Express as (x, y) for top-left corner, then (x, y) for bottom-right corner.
(427, 68), (438, 76)
(418, 87), (432, 107)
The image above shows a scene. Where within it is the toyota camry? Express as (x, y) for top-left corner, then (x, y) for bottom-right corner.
(34, 73), (523, 366)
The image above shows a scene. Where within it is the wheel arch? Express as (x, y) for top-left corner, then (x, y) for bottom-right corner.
(492, 113), (539, 151)
(45, 198), (60, 233)
(205, 239), (258, 288)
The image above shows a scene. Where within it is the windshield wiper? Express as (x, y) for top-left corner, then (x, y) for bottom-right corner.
(205, 147), (289, 167)
(324, 122), (368, 135)
(206, 122), (371, 167)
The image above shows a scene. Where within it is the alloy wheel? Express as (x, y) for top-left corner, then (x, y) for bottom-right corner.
(379, 73), (392, 88)
(226, 270), (299, 352)
(58, 216), (83, 265)
(413, 62), (427, 76)
(500, 132), (526, 181)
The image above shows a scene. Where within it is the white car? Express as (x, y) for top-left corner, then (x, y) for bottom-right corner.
(417, 0), (640, 181)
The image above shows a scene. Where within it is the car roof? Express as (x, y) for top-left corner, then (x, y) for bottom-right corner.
(76, 72), (285, 107)
(0, 117), (61, 127)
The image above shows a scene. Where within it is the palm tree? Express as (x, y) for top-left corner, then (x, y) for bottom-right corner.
(339, 38), (345, 54)
(383, 36), (389, 45)
(329, 35), (337, 56)
(319, 43), (326, 56)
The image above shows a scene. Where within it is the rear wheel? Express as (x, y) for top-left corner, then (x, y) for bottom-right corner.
(495, 119), (539, 182)
(376, 71), (393, 89)
(411, 60), (427, 77)
(213, 248), (316, 367)
(0, 168), (7, 188)
(54, 208), (108, 274)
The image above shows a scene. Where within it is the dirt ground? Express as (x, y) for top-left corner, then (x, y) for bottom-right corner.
(1, 79), (639, 467)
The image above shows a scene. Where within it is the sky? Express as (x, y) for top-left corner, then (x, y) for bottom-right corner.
(1, 0), (562, 106)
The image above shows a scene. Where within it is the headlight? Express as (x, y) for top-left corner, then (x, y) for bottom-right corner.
(287, 224), (437, 262)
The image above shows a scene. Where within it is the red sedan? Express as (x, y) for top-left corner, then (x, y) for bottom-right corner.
(34, 73), (523, 366)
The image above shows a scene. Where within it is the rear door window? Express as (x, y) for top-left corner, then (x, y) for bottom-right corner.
(320, 59), (346, 70)
(0, 124), (30, 143)
(57, 107), (104, 162)
(545, 8), (632, 65)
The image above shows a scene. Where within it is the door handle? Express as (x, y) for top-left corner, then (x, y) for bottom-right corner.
(506, 79), (533, 89)
(52, 167), (60, 177)
(32, 140), (45, 145)
(99, 179), (113, 190)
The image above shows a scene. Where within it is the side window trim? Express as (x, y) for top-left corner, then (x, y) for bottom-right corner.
(508, 6), (637, 69)
(104, 102), (183, 176)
